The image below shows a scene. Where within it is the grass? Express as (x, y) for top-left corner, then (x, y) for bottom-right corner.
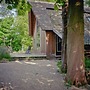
(57, 58), (90, 86)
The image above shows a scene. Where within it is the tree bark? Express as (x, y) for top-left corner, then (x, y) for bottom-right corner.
(61, 2), (68, 73)
(66, 0), (87, 86)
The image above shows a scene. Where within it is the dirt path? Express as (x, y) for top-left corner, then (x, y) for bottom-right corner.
(0, 60), (67, 90)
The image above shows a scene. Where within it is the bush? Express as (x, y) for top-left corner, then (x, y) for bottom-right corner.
(85, 57), (90, 85)
(57, 61), (62, 72)
(0, 46), (11, 61)
(85, 57), (90, 69)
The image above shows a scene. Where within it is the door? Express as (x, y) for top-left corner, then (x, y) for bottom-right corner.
(56, 35), (62, 55)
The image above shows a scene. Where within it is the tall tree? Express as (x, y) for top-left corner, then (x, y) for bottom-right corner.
(61, 1), (68, 73)
(66, 0), (87, 86)
(1, 0), (87, 86)
(0, 17), (22, 51)
(13, 13), (32, 51)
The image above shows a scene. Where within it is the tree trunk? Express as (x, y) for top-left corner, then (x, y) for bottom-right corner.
(61, 2), (68, 73)
(66, 0), (87, 86)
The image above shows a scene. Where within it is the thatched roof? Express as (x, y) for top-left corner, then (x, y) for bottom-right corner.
(29, 1), (90, 44)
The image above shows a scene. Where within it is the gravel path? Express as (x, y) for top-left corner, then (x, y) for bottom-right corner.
(0, 60), (67, 90)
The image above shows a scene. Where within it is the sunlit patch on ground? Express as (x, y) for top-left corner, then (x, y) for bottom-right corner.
(36, 79), (44, 85)
(15, 60), (22, 64)
(46, 64), (52, 67)
(0, 82), (13, 90)
(49, 72), (56, 75)
(41, 76), (54, 83)
(22, 78), (31, 83)
(24, 61), (37, 65)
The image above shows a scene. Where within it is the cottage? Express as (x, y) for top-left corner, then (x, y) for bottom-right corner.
(28, 1), (90, 58)
(84, 8), (90, 57)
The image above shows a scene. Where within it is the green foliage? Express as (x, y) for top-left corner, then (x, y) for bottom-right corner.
(85, 57), (90, 85)
(85, 57), (90, 69)
(0, 9), (32, 52)
(0, 17), (22, 52)
(11, 34), (22, 51)
(65, 79), (72, 88)
(56, 0), (66, 4)
(54, 0), (66, 10)
(57, 60), (67, 73)
(0, 0), (32, 15)
(13, 13), (33, 51)
(0, 0), (67, 15)
(57, 61), (62, 72)
(34, 0), (56, 2)
(17, 0), (31, 15)
(85, 0), (90, 6)
(42, 0), (56, 2)
(0, 46), (11, 61)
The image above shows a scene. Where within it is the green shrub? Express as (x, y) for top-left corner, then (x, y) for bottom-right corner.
(0, 46), (11, 61)
(85, 57), (90, 85)
(57, 61), (62, 72)
(85, 57), (90, 69)
(57, 60), (67, 73)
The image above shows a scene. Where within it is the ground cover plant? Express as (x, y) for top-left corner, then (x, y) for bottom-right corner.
(0, 46), (11, 62)
(57, 58), (90, 85)
(85, 57), (90, 85)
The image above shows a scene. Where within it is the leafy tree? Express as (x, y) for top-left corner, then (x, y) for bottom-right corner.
(0, 17), (14, 46)
(0, 14), (32, 52)
(34, 0), (56, 2)
(0, 0), (31, 15)
(13, 13), (32, 51)
(0, 17), (22, 51)
(0, 3), (15, 18)
(85, 0), (90, 6)
(0, 0), (32, 51)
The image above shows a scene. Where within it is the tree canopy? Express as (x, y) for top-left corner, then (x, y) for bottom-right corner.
(0, 17), (22, 51)
(0, 0), (31, 15)
(85, 0), (90, 6)
(0, 2), (32, 51)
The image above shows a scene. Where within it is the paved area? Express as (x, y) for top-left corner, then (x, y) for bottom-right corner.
(10, 53), (46, 58)
(0, 60), (67, 90)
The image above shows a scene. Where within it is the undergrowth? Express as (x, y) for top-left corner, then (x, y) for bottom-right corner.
(0, 46), (11, 62)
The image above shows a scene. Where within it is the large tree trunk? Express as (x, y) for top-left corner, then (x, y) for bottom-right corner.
(61, 2), (68, 73)
(66, 0), (87, 86)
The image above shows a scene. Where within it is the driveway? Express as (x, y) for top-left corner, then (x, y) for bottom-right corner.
(0, 60), (67, 90)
